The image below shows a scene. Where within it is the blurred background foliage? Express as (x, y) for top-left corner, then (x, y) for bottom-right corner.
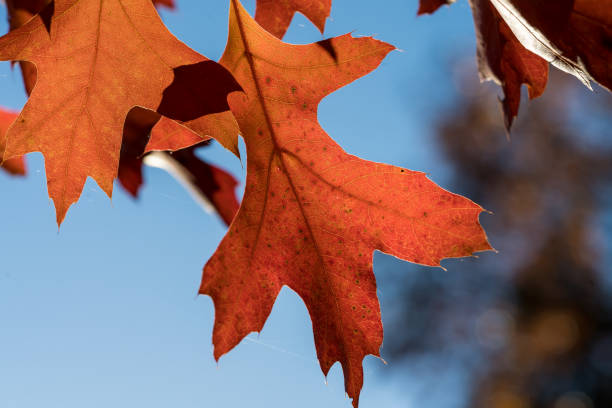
(379, 64), (612, 408)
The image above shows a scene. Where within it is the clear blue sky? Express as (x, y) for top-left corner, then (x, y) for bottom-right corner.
(0, 1), (480, 407)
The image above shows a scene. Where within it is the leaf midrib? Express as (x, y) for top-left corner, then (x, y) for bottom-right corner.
(230, 0), (351, 368)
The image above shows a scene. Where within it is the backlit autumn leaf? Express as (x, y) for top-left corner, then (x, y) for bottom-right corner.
(419, 0), (548, 129)
(3, 1), (234, 221)
(5, 0), (215, 156)
(255, 0), (331, 38)
(468, 0), (548, 129)
(421, 0), (611, 128)
(0, 0), (240, 225)
(0, 108), (26, 176)
(489, 0), (611, 91)
(200, 1), (493, 406)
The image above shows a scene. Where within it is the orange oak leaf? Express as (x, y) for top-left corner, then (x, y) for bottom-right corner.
(4, 1), (230, 222)
(255, 0), (331, 38)
(0, 108), (26, 176)
(469, 0), (548, 129)
(6, 0), (212, 152)
(489, 0), (611, 91)
(5, 0), (217, 156)
(5, 0), (176, 93)
(0, 0), (241, 225)
(201, 1), (493, 407)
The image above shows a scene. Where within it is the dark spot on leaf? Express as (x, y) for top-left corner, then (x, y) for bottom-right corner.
(39, 1), (54, 35)
(158, 61), (242, 121)
(315, 38), (339, 62)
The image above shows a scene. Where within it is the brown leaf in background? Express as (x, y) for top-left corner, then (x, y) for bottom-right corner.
(469, 0), (548, 129)
(489, 0), (612, 91)
(421, 0), (611, 129)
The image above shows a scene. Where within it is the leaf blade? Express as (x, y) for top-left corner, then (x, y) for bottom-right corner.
(201, 2), (493, 407)
(0, 0), (240, 224)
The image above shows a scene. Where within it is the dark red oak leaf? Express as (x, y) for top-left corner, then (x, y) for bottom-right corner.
(469, 0), (548, 129)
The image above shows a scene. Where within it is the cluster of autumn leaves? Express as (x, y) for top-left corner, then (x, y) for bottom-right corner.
(421, 0), (611, 129)
(0, 1), (609, 407)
